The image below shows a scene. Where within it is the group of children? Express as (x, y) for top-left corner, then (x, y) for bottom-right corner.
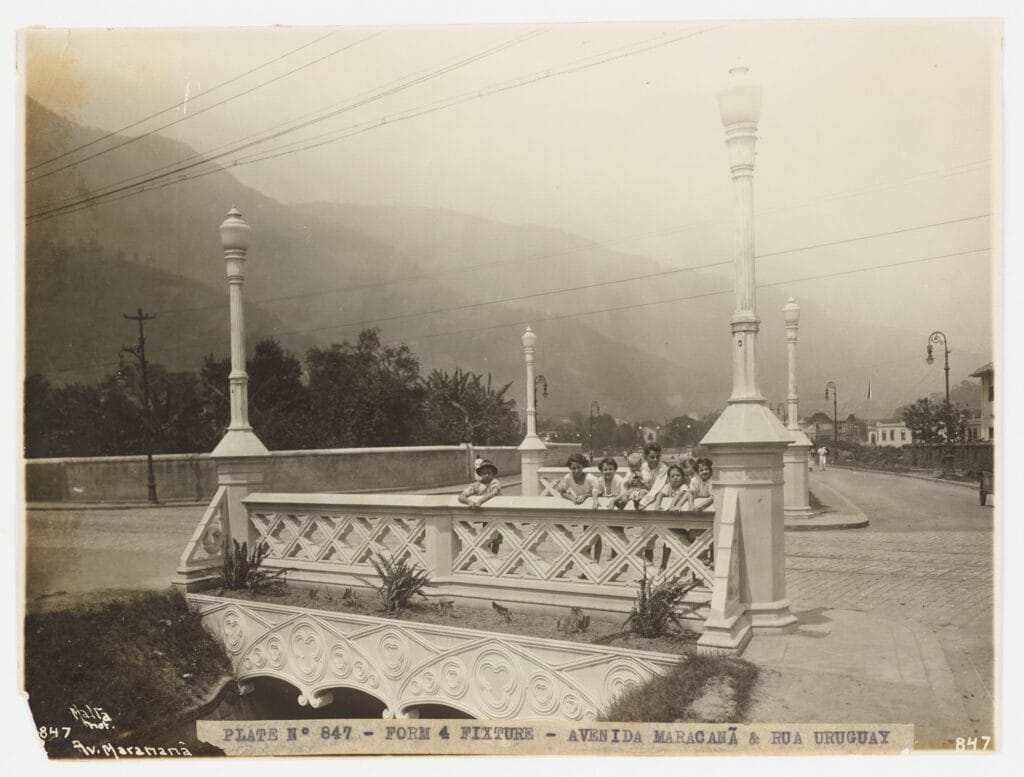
(457, 444), (714, 513)
(555, 443), (714, 512)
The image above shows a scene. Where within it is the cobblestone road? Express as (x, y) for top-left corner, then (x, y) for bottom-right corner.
(786, 468), (995, 734)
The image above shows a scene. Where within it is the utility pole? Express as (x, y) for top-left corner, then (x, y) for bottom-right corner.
(122, 307), (158, 504)
(825, 381), (839, 444)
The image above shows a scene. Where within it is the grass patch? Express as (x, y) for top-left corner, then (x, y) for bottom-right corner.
(600, 653), (758, 722)
(24, 588), (231, 757)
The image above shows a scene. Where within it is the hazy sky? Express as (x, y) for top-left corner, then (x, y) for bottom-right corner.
(23, 19), (999, 366)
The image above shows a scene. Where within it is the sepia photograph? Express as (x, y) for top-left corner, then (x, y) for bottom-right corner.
(11, 3), (1014, 768)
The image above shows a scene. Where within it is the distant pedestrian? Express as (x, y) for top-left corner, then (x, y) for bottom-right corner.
(817, 446), (829, 471)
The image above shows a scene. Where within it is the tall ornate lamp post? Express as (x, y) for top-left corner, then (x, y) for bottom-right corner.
(518, 327), (547, 496)
(782, 298), (814, 519)
(589, 401), (601, 459)
(211, 208), (269, 553)
(824, 381), (838, 443)
(698, 64), (798, 654)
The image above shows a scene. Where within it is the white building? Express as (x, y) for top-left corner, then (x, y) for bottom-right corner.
(868, 419), (913, 448)
(969, 362), (995, 442)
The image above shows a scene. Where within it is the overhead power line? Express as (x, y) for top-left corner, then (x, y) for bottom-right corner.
(27, 30), (384, 185)
(27, 28), (342, 172)
(204, 214), (993, 340)
(25, 28), (547, 220)
(29, 29), (542, 213)
(130, 209), (987, 319)
(35, 244), (990, 379)
(26, 25), (723, 223)
(28, 27), (655, 215)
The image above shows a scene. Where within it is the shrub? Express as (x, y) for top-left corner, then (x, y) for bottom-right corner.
(222, 538), (287, 594)
(624, 567), (700, 638)
(369, 552), (431, 612)
(600, 653), (759, 722)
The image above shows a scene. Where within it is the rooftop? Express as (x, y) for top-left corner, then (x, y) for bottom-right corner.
(970, 362), (994, 378)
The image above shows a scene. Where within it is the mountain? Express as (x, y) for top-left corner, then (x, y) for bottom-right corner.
(24, 98), (992, 421)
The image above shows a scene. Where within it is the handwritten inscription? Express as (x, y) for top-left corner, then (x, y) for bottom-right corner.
(68, 704), (112, 730)
(70, 741), (192, 758)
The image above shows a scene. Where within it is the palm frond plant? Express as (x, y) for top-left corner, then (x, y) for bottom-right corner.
(369, 551), (431, 612)
(623, 566), (701, 638)
(222, 537), (288, 594)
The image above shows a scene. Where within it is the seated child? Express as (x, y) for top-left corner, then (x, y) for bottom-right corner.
(614, 451), (648, 510)
(594, 457), (625, 505)
(689, 457), (714, 512)
(459, 459), (501, 508)
(654, 464), (691, 511)
(555, 452), (600, 506)
(638, 443), (670, 509)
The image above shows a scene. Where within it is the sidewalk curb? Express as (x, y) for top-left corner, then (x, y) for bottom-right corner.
(785, 478), (870, 531)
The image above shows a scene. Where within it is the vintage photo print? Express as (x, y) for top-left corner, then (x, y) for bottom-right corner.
(12, 5), (1011, 768)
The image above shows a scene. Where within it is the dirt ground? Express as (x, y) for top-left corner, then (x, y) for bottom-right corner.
(220, 583), (702, 655)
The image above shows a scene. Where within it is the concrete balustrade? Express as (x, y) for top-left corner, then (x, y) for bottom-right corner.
(237, 492), (715, 615)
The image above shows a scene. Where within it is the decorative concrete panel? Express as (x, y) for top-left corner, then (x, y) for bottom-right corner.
(188, 594), (682, 720)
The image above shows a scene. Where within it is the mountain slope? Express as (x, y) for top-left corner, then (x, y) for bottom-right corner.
(25, 98), (991, 420)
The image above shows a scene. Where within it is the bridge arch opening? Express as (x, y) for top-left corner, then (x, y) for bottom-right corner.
(223, 677), (387, 719)
(402, 703), (475, 720)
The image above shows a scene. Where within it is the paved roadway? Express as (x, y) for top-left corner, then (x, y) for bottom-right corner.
(25, 505), (204, 601)
(773, 467), (995, 743)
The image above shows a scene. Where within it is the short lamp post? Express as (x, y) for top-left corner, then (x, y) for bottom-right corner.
(518, 327), (548, 496)
(782, 298), (814, 519)
(589, 401), (601, 459)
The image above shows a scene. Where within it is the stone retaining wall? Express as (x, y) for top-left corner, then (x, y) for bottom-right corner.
(25, 442), (582, 503)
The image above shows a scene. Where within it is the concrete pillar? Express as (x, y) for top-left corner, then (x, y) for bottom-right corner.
(518, 326), (547, 496)
(698, 65), (797, 654)
(210, 208), (269, 546)
(783, 298), (814, 519)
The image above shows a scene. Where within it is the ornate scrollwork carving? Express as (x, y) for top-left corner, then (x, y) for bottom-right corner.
(379, 631), (410, 680)
(290, 622), (326, 683)
(221, 609), (245, 654)
(474, 649), (521, 716)
(440, 659), (468, 699)
(526, 672), (559, 715)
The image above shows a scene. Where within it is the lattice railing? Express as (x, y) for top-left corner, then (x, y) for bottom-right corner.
(250, 510), (428, 569)
(451, 516), (713, 588)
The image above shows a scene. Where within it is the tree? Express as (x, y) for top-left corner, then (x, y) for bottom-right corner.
(900, 397), (972, 445)
(201, 338), (308, 450)
(304, 329), (425, 447)
(420, 368), (520, 445)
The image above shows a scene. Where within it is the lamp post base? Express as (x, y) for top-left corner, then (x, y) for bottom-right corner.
(212, 428), (269, 458)
(784, 434), (814, 519)
(697, 610), (753, 655)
